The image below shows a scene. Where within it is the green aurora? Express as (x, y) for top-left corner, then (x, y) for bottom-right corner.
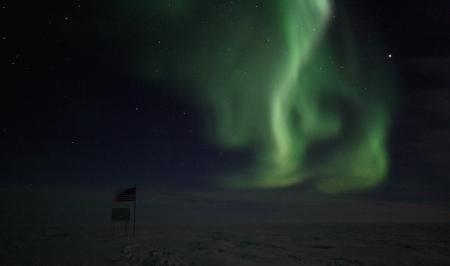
(87, 0), (396, 192)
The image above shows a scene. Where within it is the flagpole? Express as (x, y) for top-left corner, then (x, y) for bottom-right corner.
(133, 183), (136, 237)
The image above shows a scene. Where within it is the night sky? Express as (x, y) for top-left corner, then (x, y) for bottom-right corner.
(1, 0), (450, 225)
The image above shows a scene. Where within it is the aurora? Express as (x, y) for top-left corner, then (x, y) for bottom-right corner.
(87, 0), (396, 192)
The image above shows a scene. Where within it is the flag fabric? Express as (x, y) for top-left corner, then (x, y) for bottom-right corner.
(116, 187), (136, 202)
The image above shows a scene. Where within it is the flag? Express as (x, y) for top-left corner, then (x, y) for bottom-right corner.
(116, 187), (136, 202)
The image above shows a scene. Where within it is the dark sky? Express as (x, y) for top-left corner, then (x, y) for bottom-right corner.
(1, 0), (450, 225)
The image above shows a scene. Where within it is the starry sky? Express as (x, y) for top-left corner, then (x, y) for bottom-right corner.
(1, 0), (450, 225)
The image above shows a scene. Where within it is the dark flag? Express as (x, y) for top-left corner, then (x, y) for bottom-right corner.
(116, 188), (136, 202)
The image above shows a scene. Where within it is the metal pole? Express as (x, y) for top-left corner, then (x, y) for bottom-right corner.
(133, 183), (136, 237)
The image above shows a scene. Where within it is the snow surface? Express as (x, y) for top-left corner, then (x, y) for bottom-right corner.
(1, 223), (449, 265)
